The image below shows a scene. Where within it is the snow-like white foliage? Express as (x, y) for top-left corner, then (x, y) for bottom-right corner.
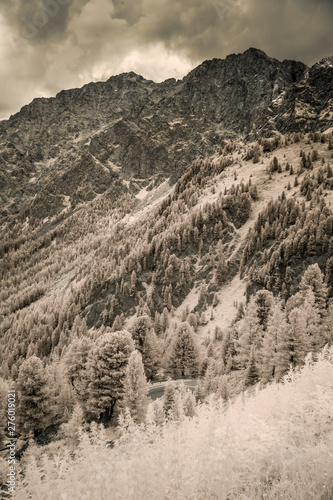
(15, 346), (333, 499)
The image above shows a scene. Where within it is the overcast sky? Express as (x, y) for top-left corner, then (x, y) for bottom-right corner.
(1, 0), (333, 120)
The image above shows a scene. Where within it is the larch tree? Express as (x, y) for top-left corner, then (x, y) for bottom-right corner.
(301, 290), (327, 351)
(168, 322), (200, 378)
(183, 390), (197, 418)
(299, 264), (328, 316)
(216, 374), (230, 401)
(275, 308), (309, 380)
(236, 297), (263, 368)
(244, 349), (259, 388)
(63, 336), (94, 407)
(254, 290), (275, 330)
(163, 380), (177, 418)
(204, 359), (217, 395)
(130, 315), (159, 380)
(86, 330), (135, 424)
(260, 303), (288, 382)
(61, 404), (85, 447)
(216, 254), (228, 286)
(122, 350), (150, 423)
(16, 355), (53, 438)
(193, 379), (205, 401)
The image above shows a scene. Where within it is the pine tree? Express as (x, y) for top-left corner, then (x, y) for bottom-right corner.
(254, 290), (275, 330)
(216, 255), (228, 286)
(63, 336), (94, 406)
(244, 349), (259, 388)
(146, 398), (165, 426)
(16, 355), (53, 438)
(86, 330), (134, 424)
(112, 314), (124, 331)
(130, 270), (137, 295)
(168, 322), (200, 378)
(203, 359), (218, 395)
(299, 264), (328, 317)
(193, 379), (205, 400)
(61, 404), (86, 446)
(183, 390), (197, 417)
(130, 315), (159, 380)
(122, 350), (149, 423)
(302, 290), (328, 351)
(216, 374), (229, 401)
(188, 313), (198, 330)
(275, 308), (308, 380)
(236, 297), (263, 368)
(260, 303), (287, 382)
(171, 391), (184, 421)
(163, 380), (176, 418)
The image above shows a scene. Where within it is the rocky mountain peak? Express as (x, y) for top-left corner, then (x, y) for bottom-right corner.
(1, 48), (333, 224)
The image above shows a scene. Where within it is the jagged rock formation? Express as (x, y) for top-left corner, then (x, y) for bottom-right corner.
(0, 48), (332, 222)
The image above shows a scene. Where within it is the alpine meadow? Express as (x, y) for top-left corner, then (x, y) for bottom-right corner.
(1, 47), (333, 499)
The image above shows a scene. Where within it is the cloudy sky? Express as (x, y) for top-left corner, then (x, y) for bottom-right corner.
(1, 0), (333, 120)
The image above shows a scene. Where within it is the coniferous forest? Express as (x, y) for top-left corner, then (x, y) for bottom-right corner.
(1, 49), (333, 499)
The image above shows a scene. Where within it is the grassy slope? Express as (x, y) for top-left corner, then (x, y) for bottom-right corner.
(15, 347), (333, 500)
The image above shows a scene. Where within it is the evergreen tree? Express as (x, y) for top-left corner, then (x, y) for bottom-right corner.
(254, 290), (275, 330)
(146, 398), (165, 426)
(216, 374), (229, 401)
(299, 264), (328, 317)
(216, 255), (228, 286)
(122, 350), (149, 423)
(130, 271), (137, 295)
(86, 330), (134, 424)
(163, 380), (176, 418)
(168, 322), (200, 378)
(61, 404), (86, 447)
(203, 359), (217, 395)
(130, 315), (159, 380)
(276, 308), (308, 380)
(260, 303), (287, 382)
(16, 355), (53, 437)
(63, 336), (94, 406)
(236, 297), (263, 368)
(301, 290), (329, 351)
(183, 390), (197, 417)
(193, 379), (205, 401)
(244, 349), (259, 388)
(171, 391), (184, 421)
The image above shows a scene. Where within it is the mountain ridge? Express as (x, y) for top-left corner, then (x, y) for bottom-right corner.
(1, 48), (333, 223)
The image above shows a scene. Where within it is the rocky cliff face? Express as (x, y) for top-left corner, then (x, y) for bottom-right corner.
(0, 48), (332, 222)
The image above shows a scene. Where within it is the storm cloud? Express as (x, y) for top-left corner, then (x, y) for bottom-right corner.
(1, 0), (333, 119)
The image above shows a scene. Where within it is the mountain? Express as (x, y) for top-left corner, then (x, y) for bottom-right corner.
(1, 48), (333, 223)
(1, 49), (333, 483)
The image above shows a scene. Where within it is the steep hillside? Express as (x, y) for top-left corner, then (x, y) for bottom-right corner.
(1, 48), (333, 499)
(1, 129), (333, 384)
